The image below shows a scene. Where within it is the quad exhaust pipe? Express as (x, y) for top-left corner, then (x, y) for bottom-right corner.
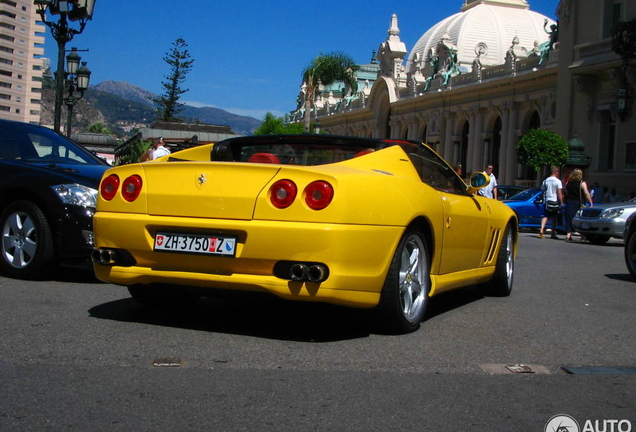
(91, 248), (118, 266)
(289, 263), (329, 283)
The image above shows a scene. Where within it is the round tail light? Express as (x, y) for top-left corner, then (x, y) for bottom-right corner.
(100, 174), (120, 201)
(304, 181), (334, 210)
(269, 179), (297, 209)
(122, 175), (143, 202)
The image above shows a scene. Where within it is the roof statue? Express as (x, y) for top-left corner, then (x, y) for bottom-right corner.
(538, 18), (559, 65)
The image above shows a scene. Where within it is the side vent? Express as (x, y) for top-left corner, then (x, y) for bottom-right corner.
(484, 229), (501, 264)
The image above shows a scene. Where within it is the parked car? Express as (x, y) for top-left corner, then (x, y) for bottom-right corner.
(0, 119), (110, 279)
(572, 197), (636, 244)
(625, 212), (636, 280)
(497, 185), (527, 201)
(503, 188), (565, 232)
(92, 135), (518, 334)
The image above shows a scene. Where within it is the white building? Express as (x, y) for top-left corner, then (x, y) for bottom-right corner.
(294, 0), (636, 199)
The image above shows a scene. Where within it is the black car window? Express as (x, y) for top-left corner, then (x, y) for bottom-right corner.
(395, 142), (468, 196)
(0, 121), (102, 165)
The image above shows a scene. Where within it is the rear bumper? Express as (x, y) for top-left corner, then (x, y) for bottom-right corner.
(93, 212), (405, 308)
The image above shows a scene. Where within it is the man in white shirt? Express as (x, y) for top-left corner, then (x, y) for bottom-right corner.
(151, 137), (171, 160)
(478, 164), (498, 199)
(539, 166), (563, 239)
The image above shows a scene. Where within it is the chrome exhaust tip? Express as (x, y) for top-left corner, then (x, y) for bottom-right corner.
(307, 264), (328, 283)
(91, 248), (118, 266)
(289, 263), (308, 281)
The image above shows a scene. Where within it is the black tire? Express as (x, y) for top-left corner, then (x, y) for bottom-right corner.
(376, 230), (430, 334)
(480, 223), (514, 297)
(625, 227), (636, 281)
(0, 200), (55, 280)
(128, 284), (200, 310)
(586, 234), (610, 245)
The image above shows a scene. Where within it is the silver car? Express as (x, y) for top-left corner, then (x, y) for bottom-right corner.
(572, 197), (636, 244)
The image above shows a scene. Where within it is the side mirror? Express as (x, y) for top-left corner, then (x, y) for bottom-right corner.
(467, 172), (490, 195)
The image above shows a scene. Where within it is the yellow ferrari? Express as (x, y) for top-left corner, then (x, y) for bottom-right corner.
(92, 135), (518, 333)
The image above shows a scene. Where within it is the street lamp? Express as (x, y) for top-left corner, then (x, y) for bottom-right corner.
(64, 48), (91, 137)
(34, 0), (96, 133)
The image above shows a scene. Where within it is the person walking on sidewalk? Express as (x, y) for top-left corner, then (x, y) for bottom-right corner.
(539, 166), (563, 239)
(564, 168), (593, 241)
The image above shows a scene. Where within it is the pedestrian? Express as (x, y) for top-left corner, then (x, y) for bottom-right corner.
(590, 182), (603, 203)
(564, 168), (593, 241)
(539, 166), (563, 239)
(478, 164), (498, 199)
(605, 187), (619, 203)
(453, 163), (465, 180)
(151, 137), (170, 160)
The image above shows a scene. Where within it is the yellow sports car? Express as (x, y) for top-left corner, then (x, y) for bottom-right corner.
(92, 135), (518, 333)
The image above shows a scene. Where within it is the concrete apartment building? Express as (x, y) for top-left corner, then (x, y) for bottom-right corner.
(0, 0), (45, 124)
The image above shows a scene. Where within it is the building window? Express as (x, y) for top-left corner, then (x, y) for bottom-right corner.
(602, 0), (622, 38)
(0, 105), (11, 112)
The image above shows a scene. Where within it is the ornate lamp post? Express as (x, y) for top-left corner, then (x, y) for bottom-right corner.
(34, 0), (96, 133)
(64, 48), (91, 137)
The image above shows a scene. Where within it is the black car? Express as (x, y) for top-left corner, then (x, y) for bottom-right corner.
(0, 119), (110, 279)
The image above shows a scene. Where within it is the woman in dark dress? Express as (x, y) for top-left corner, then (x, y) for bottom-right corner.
(564, 168), (594, 241)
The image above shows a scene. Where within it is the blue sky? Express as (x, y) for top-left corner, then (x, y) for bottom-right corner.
(42, 0), (559, 120)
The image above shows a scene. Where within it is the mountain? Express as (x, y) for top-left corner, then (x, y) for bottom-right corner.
(40, 80), (261, 137)
(93, 81), (262, 136)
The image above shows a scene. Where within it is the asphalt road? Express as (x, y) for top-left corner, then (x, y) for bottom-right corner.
(1, 232), (635, 432)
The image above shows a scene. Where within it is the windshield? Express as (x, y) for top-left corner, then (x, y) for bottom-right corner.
(507, 188), (540, 201)
(0, 122), (104, 165)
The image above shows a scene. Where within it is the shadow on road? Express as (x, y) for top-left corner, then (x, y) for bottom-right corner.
(88, 285), (484, 341)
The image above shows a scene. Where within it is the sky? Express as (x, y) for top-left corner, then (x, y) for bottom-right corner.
(42, 0), (559, 121)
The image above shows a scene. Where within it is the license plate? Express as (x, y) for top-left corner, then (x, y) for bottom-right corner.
(154, 232), (236, 256)
(580, 222), (591, 229)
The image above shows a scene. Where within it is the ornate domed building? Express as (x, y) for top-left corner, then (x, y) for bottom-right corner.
(293, 0), (636, 198)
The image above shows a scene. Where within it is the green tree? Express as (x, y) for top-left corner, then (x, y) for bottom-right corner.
(254, 112), (305, 135)
(301, 51), (359, 132)
(515, 129), (569, 172)
(116, 139), (151, 166)
(87, 122), (112, 135)
(154, 37), (195, 122)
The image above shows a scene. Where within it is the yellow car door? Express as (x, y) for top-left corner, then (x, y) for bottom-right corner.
(438, 191), (491, 274)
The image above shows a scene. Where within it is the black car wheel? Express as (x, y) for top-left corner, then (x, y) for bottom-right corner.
(625, 227), (636, 281)
(0, 200), (55, 279)
(377, 230), (429, 334)
(480, 223), (514, 297)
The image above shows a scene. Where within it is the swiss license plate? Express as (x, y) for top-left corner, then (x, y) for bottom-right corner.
(154, 232), (236, 256)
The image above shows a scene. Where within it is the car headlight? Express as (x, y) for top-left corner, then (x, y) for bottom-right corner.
(575, 208), (583, 217)
(52, 183), (98, 208)
(600, 208), (624, 220)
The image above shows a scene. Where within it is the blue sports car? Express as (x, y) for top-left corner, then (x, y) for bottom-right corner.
(503, 188), (564, 231)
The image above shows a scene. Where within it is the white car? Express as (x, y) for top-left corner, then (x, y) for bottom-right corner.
(572, 197), (636, 244)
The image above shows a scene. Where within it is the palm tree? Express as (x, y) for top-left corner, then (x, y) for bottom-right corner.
(302, 51), (359, 132)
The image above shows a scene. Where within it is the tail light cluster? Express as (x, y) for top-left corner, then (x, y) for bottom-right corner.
(100, 174), (143, 202)
(269, 179), (334, 210)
